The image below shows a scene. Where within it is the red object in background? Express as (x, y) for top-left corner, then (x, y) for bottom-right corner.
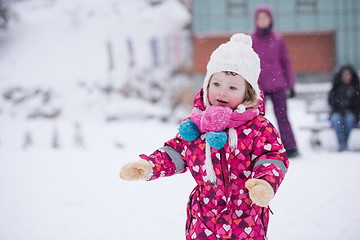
(193, 31), (335, 74)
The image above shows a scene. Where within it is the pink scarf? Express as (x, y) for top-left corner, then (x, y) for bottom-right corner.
(190, 105), (259, 133)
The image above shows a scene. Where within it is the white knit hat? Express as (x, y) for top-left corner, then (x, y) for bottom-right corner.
(201, 33), (261, 185)
(203, 33), (261, 112)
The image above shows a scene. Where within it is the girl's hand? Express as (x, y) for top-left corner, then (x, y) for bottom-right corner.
(119, 160), (153, 181)
(245, 179), (274, 207)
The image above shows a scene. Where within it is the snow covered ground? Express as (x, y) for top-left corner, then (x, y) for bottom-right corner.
(1, 99), (360, 240)
(1, 1), (360, 240)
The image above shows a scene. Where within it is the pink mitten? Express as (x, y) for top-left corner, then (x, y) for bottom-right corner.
(120, 160), (153, 181)
(245, 179), (274, 207)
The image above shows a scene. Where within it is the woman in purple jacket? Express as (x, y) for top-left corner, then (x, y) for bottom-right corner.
(252, 5), (299, 158)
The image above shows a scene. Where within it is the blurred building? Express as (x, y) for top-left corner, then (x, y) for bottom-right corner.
(191, 0), (360, 78)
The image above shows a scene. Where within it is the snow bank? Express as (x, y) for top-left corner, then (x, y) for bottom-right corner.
(0, 0), (192, 122)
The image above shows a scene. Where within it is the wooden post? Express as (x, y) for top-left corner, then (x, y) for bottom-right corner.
(107, 40), (114, 72)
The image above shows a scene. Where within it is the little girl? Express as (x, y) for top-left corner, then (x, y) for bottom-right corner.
(120, 33), (289, 240)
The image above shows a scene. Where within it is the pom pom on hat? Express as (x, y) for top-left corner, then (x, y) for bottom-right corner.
(230, 33), (253, 47)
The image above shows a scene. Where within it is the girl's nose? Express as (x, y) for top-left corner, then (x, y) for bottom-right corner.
(219, 88), (227, 97)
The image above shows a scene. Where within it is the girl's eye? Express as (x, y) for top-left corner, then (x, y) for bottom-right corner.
(213, 82), (220, 87)
(230, 86), (237, 90)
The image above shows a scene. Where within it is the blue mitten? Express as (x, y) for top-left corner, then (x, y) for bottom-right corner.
(179, 120), (200, 141)
(206, 131), (227, 149)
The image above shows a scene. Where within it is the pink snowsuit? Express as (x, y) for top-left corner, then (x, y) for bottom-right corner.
(140, 90), (289, 240)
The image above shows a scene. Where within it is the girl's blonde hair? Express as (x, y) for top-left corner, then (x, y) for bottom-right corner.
(242, 81), (258, 108)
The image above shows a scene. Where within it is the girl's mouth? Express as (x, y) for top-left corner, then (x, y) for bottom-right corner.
(217, 99), (228, 104)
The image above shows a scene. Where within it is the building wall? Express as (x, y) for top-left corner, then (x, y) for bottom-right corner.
(193, 32), (335, 74)
(283, 32), (335, 73)
(192, 0), (360, 72)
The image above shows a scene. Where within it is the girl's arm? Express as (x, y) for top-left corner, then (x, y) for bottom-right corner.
(245, 120), (289, 207)
(120, 134), (188, 181)
(250, 120), (290, 195)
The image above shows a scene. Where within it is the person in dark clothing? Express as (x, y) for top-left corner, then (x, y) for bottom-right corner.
(328, 65), (360, 151)
(251, 5), (299, 158)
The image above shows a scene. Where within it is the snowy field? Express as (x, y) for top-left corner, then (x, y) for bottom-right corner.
(2, 99), (360, 240)
(1, 1), (360, 240)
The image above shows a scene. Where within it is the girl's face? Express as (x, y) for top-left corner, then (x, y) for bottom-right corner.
(341, 69), (352, 84)
(208, 72), (247, 109)
(256, 11), (271, 29)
